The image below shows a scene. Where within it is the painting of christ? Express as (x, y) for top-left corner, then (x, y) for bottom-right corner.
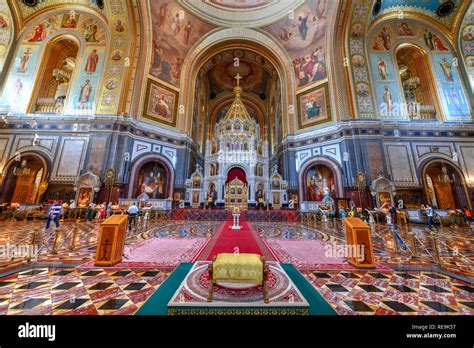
(297, 83), (331, 129)
(144, 80), (178, 127)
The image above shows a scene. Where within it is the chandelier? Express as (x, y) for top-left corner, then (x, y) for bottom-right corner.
(437, 163), (454, 184)
(402, 76), (420, 91)
(13, 159), (31, 177)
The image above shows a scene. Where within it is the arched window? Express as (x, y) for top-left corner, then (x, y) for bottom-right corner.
(395, 45), (438, 120)
(32, 37), (79, 113)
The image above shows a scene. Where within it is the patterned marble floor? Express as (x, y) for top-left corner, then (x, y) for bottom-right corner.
(302, 270), (473, 315)
(0, 218), (472, 315)
(0, 267), (171, 315)
(253, 221), (474, 276)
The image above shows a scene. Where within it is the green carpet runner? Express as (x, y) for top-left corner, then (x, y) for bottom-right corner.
(136, 262), (337, 315)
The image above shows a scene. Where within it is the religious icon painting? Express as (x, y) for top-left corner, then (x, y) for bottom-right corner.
(61, 13), (80, 29)
(143, 79), (178, 127)
(297, 83), (331, 130)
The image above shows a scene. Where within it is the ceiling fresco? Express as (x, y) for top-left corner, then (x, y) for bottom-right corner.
(150, 1), (216, 87)
(372, 0), (464, 29)
(207, 59), (271, 96)
(178, 0), (304, 27)
(262, 0), (329, 90)
(205, 0), (273, 10)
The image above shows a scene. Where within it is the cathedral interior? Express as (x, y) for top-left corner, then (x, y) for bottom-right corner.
(0, 0), (473, 334)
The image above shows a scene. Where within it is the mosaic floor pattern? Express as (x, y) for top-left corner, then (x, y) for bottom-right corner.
(0, 218), (472, 316)
(0, 267), (171, 315)
(302, 270), (473, 315)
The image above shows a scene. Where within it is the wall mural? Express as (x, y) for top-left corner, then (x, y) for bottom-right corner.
(0, 11), (107, 113)
(71, 46), (105, 111)
(433, 52), (471, 118)
(0, 0), (13, 77)
(143, 79), (178, 127)
(95, 0), (131, 115)
(367, 20), (471, 120)
(149, 1), (215, 87)
(460, 2), (474, 92)
(347, 0), (375, 118)
(297, 83), (331, 129)
(263, 0), (328, 90)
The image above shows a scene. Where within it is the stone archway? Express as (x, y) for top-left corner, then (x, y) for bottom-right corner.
(179, 27), (297, 137)
(128, 154), (174, 199)
(298, 156), (344, 201)
(420, 159), (471, 210)
(0, 152), (50, 204)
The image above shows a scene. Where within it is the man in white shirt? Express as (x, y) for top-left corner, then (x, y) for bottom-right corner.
(425, 204), (434, 230)
(128, 203), (139, 231)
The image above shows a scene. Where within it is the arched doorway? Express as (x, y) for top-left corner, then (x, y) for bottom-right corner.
(30, 36), (80, 113)
(1, 154), (48, 204)
(303, 163), (337, 201)
(395, 44), (439, 120)
(134, 161), (169, 199)
(179, 27), (297, 139)
(423, 161), (470, 210)
(226, 166), (247, 184)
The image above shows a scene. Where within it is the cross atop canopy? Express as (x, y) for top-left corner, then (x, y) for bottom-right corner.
(234, 74), (242, 87)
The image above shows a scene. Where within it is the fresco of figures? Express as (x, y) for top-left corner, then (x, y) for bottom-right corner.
(0, 0), (13, 74)
(0, 11), (107, 112)
(263, 0), (329, 90)
(368, 20), (471, 120)
(150, 1), (215, 87)
(23, 13), (106, 44)
(460, 2), (474, 91)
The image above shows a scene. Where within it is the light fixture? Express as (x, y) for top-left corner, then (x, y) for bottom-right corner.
(437, 162), (454, 184)
(13, 159), (31, 177)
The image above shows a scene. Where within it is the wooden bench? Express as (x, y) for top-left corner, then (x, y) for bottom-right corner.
(207, 253), (269, 304)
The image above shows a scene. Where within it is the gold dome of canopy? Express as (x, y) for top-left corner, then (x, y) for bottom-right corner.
(222, 84), (252, 123)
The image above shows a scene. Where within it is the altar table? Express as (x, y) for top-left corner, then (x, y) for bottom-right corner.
(208, 253), (269, 303)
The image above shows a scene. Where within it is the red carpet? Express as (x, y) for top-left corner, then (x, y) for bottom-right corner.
(195, 220), (276, 261)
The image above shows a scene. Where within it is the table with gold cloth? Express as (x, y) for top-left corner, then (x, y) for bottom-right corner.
(207, 253), (269, 303)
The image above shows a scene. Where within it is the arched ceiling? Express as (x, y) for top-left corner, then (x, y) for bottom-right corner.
(177, 0), (305, 28)
(201, 48), (277, 98)
(10, 0), (108, 29)
(370, 0), (468, 31)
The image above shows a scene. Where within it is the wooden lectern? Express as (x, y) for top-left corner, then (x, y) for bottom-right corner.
(344, 218), (375, 268)
(95, 215), (128, 267)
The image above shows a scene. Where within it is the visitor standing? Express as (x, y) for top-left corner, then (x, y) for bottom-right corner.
(87, 202), (94, 221)
(46, 201), (62, 230)
(425, 204), (434, 230)
(390, 205), (398, 229)
(128, 203), (139, 231)
(463, 206), (472, 226)
(339, 205), (346, 219)
(106, 202), (113, 218)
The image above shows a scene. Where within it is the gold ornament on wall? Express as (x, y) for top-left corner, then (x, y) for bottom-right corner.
(38, 181), (48, 195)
